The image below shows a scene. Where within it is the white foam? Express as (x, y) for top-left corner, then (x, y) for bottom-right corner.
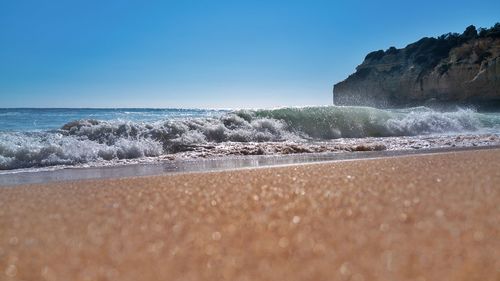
(1, 106), (499, 170)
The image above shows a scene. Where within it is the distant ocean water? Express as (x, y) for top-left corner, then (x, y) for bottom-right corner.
(0, 108), (227, 132)
(1, 106), (500, 171)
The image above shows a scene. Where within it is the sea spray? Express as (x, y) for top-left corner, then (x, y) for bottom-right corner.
(0, 106), (499, 170)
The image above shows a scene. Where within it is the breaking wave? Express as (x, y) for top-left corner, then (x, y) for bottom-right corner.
(0, 106), (498, 170)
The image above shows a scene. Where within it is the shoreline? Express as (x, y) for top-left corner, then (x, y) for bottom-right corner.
(1, 144), (499, 187)
(2, 107), (500, 172)
(1, 148), (499, 280)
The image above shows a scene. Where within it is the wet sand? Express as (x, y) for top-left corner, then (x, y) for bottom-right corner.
(1, 149), (499, 281)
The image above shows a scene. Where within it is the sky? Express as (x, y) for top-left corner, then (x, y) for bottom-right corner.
(1, 0), (499, 108)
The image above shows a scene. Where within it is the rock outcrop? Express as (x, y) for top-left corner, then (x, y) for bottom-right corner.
(333, 24), (500, 109)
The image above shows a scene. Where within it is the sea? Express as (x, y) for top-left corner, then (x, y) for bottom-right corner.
(1, 106), (500, 173)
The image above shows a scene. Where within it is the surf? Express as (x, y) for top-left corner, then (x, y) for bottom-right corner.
(0, 106), (499, 170)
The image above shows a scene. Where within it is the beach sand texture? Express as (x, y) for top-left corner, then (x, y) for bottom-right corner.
(1, 149), (499, 281)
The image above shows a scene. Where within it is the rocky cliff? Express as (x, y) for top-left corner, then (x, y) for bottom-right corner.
(333, 24), (500, 108)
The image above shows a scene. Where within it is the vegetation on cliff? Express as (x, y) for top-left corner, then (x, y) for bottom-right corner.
(365, 24), (499, 75)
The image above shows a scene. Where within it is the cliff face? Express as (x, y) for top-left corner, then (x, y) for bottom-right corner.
(333, 24), (500, 108)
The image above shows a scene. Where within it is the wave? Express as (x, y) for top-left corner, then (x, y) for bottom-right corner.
(0, 106), (498, 170)
(249, 106), (486, 138)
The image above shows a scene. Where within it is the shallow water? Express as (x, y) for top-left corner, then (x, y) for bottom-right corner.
(1, 146), (498, 186)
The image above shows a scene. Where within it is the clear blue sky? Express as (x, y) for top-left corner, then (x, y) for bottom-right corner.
(1, 0), (499, 108)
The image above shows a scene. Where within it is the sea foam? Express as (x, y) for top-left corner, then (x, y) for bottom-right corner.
(0, 106), (498, 170)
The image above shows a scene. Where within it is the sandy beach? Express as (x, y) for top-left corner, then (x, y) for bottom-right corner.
(1, 149), (499, 281)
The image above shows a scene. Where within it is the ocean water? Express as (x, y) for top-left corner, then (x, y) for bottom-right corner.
(1, 106), (500, 171)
